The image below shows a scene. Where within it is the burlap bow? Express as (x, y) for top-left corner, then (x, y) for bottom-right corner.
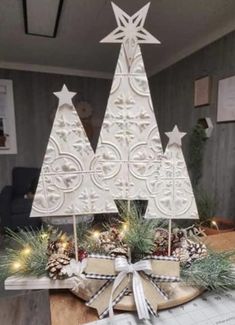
(109, 257), (153, 320)
(84, 254), (180, 319)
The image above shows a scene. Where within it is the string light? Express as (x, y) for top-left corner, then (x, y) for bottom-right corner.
(12, 261), (21, 271)
(120, 231), (125, 237)
(60, 234), (67, 242)
(62, 242), (68, 249)
(41, 233), (48, 239)
(22, 247), (31, 256)
(211, 220), (219, 231)
(122, 223), (128, 231)
(92, 231), (100, 239)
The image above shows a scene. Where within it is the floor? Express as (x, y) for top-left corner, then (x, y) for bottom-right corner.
(0, 232), (51, 325)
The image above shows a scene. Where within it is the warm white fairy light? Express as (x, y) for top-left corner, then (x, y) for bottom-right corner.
(211, 220), (219, 231)
(62, 242), (68, 249)
(41, 233), (48, 239)
(60, 234), (67, 242)
(119, 222), (129, 238)
(21, 247), (31, 256)
(122, 223), (128, 232)
(12, 261), (22, 271)
(92, 231), (100, 239)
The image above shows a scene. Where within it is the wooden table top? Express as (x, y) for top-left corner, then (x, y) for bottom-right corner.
(49, 231), (235, 325)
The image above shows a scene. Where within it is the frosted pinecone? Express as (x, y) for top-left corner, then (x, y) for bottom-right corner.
(46, 253), (71, 280)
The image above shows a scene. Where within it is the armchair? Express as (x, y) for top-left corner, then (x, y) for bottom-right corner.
(0, 167), (42, 230)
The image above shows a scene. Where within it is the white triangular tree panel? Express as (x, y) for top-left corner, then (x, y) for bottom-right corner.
(95, 3), (163, 205)
(146, 126), (199, 219)
(95, 46), (163, 201)
(30, 85), (117, 217)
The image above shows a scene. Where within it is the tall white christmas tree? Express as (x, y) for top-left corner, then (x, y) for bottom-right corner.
(95, 3), (163, 206)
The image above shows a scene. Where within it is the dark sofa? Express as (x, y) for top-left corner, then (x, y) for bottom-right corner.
(0, 167), (42, 230)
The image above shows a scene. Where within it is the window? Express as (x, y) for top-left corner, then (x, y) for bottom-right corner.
(0, 80), (17, 154)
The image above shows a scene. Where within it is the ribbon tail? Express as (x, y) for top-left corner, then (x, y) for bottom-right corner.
(133, 271), (150, 320)
(108, 272), (127, 318)
(71, 276), (86, 293)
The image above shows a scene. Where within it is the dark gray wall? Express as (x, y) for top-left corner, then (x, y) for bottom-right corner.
(0, 69), (111, 190)
(150, 30), (235, 219)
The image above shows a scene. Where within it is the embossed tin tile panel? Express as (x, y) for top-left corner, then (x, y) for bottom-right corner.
(146, 127), (198, 219)
(95, 44), (163, 208)
(30, 86), (117, 217)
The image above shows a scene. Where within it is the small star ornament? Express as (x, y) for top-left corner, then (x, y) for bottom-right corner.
(101, 2), (160, 66)
(165, 125), (186, 147)
(54, 84), (76, 107)
(61, 258), (87, 292)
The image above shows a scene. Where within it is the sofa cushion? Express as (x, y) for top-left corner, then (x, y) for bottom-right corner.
(11, 197), (32, 215)
(12, 167), (40, 196)
(11, 213), (42, 229)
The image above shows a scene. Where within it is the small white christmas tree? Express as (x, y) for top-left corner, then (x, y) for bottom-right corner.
(146, 125), (198, 220)
(30, 85), (117, 218)
(146, 125), (199, 254)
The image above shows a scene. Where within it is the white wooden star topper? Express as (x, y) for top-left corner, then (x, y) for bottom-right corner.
(101, 2), (160, 66)
(165, 125), (186, 146)
(53, 84), (76, 107)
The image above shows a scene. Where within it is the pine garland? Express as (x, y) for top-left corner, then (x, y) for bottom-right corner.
(0, 227), (52, 281)
(181, 250), (235, 291)
(1, 220), (235, 293)
(76, 222), (108, 255)
(117, 200), (167, 258)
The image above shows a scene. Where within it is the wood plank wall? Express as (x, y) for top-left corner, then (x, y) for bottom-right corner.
(0, 70), (111, 191)
(149, 30), (235, 219)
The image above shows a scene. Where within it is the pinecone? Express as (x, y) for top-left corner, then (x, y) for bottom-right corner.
(173, 239), (207, 266)
(172, 247), (190, 263)
(46, 253), (71, 280)
(47, 240), (60, 255)
(47, 239), (75, 257)
(171, 228), (186, 251)
(152, 228), (169, 256)
(63, 240), (75, 258)
(98, 230), (119, 254)
(110, 246), (128, 257)
(186, 240), (207, 261)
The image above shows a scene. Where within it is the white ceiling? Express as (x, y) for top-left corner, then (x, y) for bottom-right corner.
(0, 0), (235, 78)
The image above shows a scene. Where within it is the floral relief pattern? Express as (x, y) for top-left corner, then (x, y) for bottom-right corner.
(31, 102), (117, 217)
(95, 44), (163, 204)
(146, 145), (198, 219)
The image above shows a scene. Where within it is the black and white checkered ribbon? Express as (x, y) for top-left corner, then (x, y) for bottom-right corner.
(85, 254), (180, 321)
(109, 256), (153, 321)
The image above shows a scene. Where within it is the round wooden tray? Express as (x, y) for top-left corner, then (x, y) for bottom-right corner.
(73, 281), (203, 311)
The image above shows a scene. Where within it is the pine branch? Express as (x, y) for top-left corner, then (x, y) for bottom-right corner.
(0, 228), (49, 281)
(181, 250), (235, 291)
(116, 200), (164, 257)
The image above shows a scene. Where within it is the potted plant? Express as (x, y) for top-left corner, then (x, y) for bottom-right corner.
(188, 123), (234, 235)
(188, 123), (207, 188)
(196, 189), (235, 235)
